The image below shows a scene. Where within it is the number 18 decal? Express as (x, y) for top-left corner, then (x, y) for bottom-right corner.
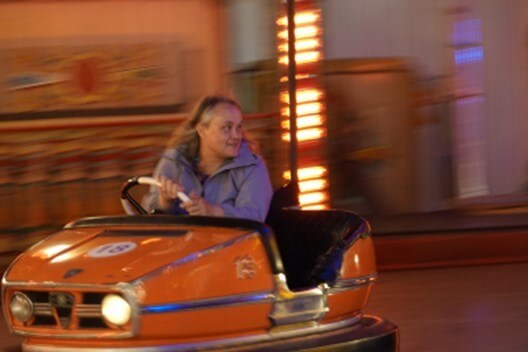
(88, 242), (137, 258)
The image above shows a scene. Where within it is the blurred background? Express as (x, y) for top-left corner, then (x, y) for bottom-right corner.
(1, 0), (527, 257)
(1, 1), (528, 351)
(1, 0), (528, 258)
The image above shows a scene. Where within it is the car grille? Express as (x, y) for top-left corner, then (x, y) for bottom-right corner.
(22, 290), (110, 329)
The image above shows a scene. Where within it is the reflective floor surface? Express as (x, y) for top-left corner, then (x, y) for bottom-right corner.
(368, 262), (528, 352)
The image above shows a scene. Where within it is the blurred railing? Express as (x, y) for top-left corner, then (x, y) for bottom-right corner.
(0, 113), (281, 263)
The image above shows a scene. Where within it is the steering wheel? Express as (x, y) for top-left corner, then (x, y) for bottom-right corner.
(120, 176), (161, 215)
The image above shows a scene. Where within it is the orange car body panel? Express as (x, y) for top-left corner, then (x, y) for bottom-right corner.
(323, 236), (377, 323)
(7, 225), (252, 285)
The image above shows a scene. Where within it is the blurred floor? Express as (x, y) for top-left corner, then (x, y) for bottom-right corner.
(0, 320), (22, 352)
(368, 262), (528, 352)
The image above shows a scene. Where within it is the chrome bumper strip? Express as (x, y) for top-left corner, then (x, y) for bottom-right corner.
(23, 314), (363, 352)
(141, 291), (275, 314)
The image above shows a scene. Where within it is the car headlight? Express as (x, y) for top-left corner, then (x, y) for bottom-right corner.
(101, 294), (132, 326)
(10, 292), (34, 323)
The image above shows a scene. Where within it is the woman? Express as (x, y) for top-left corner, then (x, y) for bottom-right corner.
(143, 95), (272, 222)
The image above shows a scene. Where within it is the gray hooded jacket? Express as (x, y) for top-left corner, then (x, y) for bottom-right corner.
(143, 142), (272, 222)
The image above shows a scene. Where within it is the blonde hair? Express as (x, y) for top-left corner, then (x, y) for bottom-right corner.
(167, 95), (257, 160)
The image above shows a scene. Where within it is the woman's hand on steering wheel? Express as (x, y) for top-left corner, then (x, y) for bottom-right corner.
(157, 176), (185, 210)
(181, 191), (224, 217)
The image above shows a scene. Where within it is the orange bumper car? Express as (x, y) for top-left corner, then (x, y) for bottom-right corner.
(2, 177), (398, 351)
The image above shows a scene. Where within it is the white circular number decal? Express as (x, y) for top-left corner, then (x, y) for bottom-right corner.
(88, 242), (137, 258)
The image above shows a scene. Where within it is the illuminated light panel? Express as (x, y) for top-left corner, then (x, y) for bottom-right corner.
(281, 115), (324, 129)
(279, 51), (321, 65)
(299, 191), (328, 205)
(284, 166), (328, 181)
(280, 89), (322, 104)
(278, 26), (319, 40)
(278, 39), (321, 53)
(302, 203), (329, 210)
(281, 102), (322, 117)
(297, 102), (322, 115)
(299, 179), (327, 192)
(281, 127), (325, 142)
(298, 89), (322, 102)
(277, 12), (320, 26)
(277, 3), (327, 210)
(454, 46), (484, 65)
(296, 51), (321, 64)
(297, 39), (321, 51)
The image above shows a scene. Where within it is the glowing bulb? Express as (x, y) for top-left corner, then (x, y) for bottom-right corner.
(281, 127), (325, 142)
(299, 191), (328, 205)
(101, 294), (132, 326)
(295, 26), (319, 39)
(281, 115), (323, 129)
(281, 102), (322, 117)
(281, 89), (322, 104)
(294, 12), (320, 25)
(279, 51), (321, 65)
(297, 51), (321, 64)
(297, 89), (322, 103)
(278, 39), (321, 53)
(299, 179), (327, 192)
(297, 102), (322, 116)
(296, 39), (320, 51)
(283, 166), (328, 181)
(278, 26), (319, 40)
(277, 11), (320, 27)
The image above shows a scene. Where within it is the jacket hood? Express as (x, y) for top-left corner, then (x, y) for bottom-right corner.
(167, 140), (260, 173)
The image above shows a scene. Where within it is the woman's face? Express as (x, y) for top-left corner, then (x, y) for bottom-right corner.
(198, 102), (243, 160)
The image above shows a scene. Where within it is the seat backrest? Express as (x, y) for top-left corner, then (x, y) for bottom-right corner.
(265, 181), (300, 225)
(268, 209), (368, 290)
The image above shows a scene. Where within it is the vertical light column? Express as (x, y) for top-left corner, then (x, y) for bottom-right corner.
(277, 1), (329, 210)
(446, 7), (489, 198)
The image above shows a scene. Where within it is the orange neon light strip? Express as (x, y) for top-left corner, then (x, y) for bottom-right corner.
(278, 3), (328, 209)
(299, 179), (328, 192)
(277, 12), (320, 27)
(278, 26), (319, 40)
(280, 89), (322, 104)
(278, 39), (321, 53)
(281, 127), (325, 142)
(281, 115), (324, 129)
(281, 102), (322, 117)
(279, 51), (321, 65)
(299, 191), (329, 205)
(283, 166), (328, 181)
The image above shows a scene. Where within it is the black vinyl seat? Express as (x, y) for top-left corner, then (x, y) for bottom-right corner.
(268, 209), (369, 290)
(265, 183), (370, 290)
